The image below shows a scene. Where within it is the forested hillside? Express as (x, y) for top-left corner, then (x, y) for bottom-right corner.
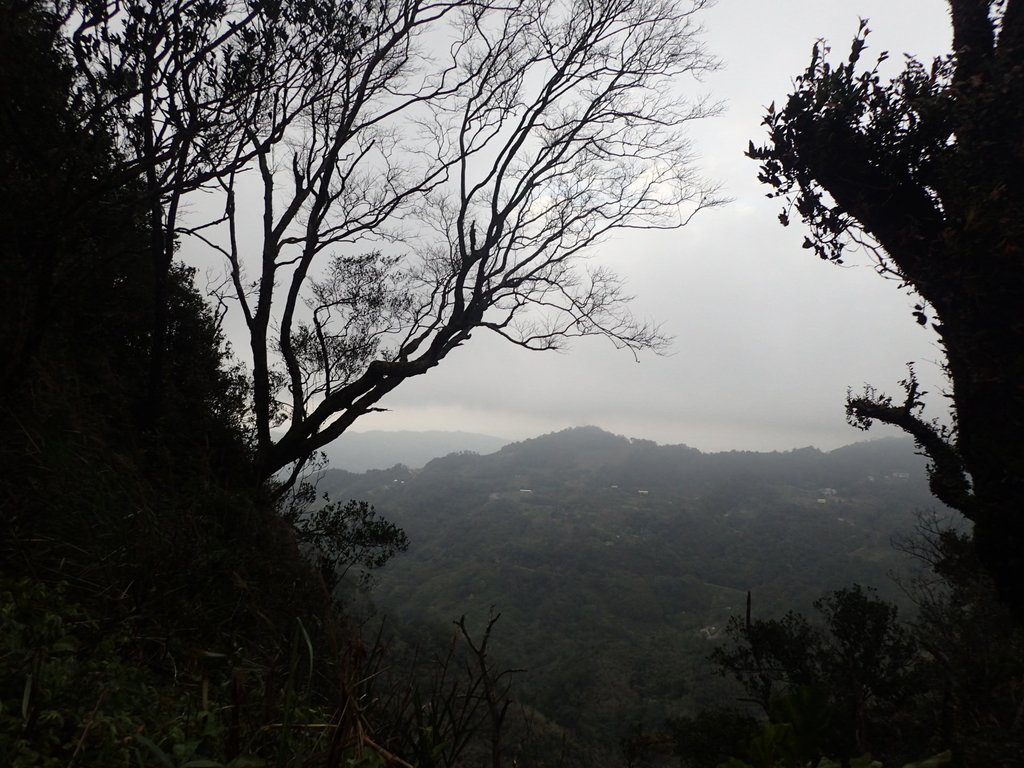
(319, 428), (948, 760)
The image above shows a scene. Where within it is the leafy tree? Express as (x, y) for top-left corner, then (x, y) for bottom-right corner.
(712, 587), (921, 764)
(814, 586), (919, 760)
(747, 2), (1024, 615)
(710, 608), (823, 713)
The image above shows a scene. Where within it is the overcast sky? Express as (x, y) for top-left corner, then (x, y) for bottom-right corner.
(201, 1), (956, 452)
(334, 0), (953, 451)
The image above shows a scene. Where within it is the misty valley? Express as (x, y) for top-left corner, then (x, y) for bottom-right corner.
(314, 427), (962, 765)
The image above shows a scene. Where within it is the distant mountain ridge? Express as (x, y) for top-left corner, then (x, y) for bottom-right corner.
(419, 425), (930, 489)
(321, 429), (510, 472)
(322, 424), (925, 474)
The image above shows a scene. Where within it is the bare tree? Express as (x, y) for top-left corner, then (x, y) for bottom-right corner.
(454, 610), (523, 768)
(184, 0), (720, 488)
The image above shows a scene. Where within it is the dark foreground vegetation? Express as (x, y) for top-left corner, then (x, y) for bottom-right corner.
(3, 0), (1024, 766)
(0, 2), (546, 765)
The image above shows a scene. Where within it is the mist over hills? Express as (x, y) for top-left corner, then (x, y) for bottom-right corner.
(323, 425), (932, 495)
(321, 424), (925, 476)
(321, 427), (949, 762)
(321, 429), (510, 472)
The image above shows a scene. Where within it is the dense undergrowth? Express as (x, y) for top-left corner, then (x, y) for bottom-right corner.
(0, 3), (395, 764)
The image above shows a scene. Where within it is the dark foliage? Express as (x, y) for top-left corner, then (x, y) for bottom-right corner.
(0, 2), (416, 765)
(902, 517), (1024, 766)
(287, 498), (410, 590)
(666, 708), (759, 768)
(747, 1), (1024, 616)
(711, 586), (922, 764)
(710, 611), (822, 712)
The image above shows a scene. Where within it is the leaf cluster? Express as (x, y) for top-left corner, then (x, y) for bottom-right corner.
(286, 498), (410, 590)
(747, 20), (954, 274)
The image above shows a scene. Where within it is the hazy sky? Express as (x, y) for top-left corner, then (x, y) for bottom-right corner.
(200, 1), (956, 452)
(341, 1), (954, 451)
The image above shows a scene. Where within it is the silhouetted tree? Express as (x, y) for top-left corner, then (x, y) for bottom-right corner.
(710, 609), (822, 713)
(48, 0), (275, 426)
(26, 0), (721, 492)
(748, 2), (1024, 616)
(170, 0), (721, 489)
(0, 6), (430, 765)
